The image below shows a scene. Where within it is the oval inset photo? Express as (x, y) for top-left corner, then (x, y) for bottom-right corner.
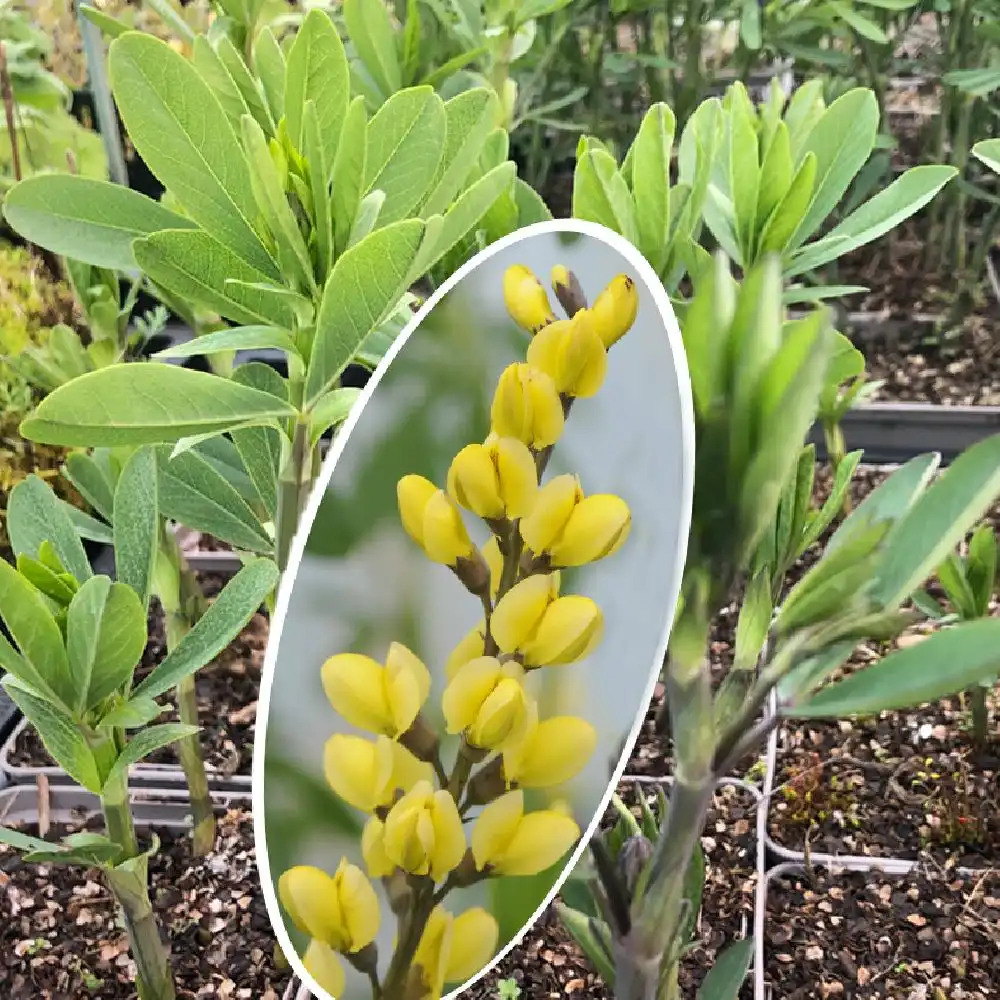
(254, 220), (695, 1000)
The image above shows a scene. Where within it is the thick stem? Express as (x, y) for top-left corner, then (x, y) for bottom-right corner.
(101, 758), (139, 857)
(276, 417), (313, 574)
(381, 881), (435, 998)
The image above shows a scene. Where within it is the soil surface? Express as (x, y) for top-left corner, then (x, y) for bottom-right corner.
(466, 782), (757, 1000)
(763, 865), (1000, 998)
(0, 806), (293, 998)
(8, 573), (268, 779)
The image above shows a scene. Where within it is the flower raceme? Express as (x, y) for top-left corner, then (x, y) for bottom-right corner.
(491, 574), (604, 666)
(490, 363), (565, 449)
(520, 474), (631, 567)
(324, 733), (433, 814)
(278, 860), (380, 953)
(412, 906), (500, 1000)
(397, 475), (476, 566)
(446, 436), (538, 520)
(525, 309), (607, 398)
(321, 642), (430, 739)
(442, 656), (533, 751)
(503, 264), (556, 335)
(472, 789), (580, 876)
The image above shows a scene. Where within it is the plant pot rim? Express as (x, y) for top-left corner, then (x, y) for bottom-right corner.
(0, 716), (252, 791)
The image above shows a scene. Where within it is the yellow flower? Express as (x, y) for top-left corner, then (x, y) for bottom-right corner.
(278, 860), (379, 952)
(413, 906), (500, 999)
(503, 264), (555, 334)
(590, 274), (639, 348)
(502, 710), (597, 788)
(525, 309), (607, 398)
(483, 536), (503, 599)
(442, 656), (533, 751)
(520, 474), (631, 566)
(446, 437), (538, 520)
(360, 815), (395, 878)
(491, 574), (603, 666)
(471, 789), (580, 876)
(321, 642), (431, 738)
(397, 475), (475, 565)
(324, 733), (433, 813)
(490, 363), (564, 449)
(382, 780), (466, 880)
(303, 940), (345, 997)
(445, 620), (487, 681)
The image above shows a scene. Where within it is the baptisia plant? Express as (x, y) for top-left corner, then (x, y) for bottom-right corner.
(276, 262), (638, 999)
(0, 458), (277, 1000)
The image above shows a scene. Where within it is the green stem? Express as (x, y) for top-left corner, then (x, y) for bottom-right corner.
(381, 880), (436, 998)
(101, 749), (138, 857)
(276, 417), (313, 574)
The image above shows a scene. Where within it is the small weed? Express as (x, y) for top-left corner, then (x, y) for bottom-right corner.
(497, 978), (521, 999)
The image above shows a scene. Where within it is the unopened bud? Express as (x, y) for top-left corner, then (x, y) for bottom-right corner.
(464, 755), (508, 806)
(618, 834), (654, 903)
(551, 265), (588, 317)
(453, 548), (492, 597)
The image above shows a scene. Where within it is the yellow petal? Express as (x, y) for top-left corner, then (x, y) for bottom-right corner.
(470, 676), (531, 751)
(445, 621), (487, 681)
(384, 784), (433, 875)
(385, 642), (432, 734)
(448, 443), (504, 519)
(550, 494), (631, 567)
(503, 264), (555, 334)
(422, 489), (474, 565)
(320, 653), (394, 736)
(414, 907), (452, 999)
(490, 363), (564, 449)
(303, 939), (346, 998)
(492, 436), (539, 519)
(388, 739), (436, 793)
(441, 656), (504, 734)
(428, 789), (467, 881)
(361, 816), (395, 878)
(525, 318), (571, 384)
(524, 369), (566, 447)
(519, 474), (581, 555)
(444, 908), (500, 984)
(491, 810), (580, 876)
(397, 475), (437, 547)
(522, 596), (603, 666)
(490, 574), (559, 653)
(278, 866), (345, 945)
(561, 310), (608, 398)
(482, 537), (503, 601)
(504, 716), (597, 788)
(324, 734), (381, 813)
(590, 274), (639, 348)
(471, 788), (524, 870)
(333, 858), (381, 951)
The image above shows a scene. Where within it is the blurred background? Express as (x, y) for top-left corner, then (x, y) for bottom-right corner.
(260, 227), (693, 997)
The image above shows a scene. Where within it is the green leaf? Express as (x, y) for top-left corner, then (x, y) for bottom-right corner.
(192, 35), (253, 132)
(102, 723), (200, 793)
(972, 138), (1000, 175)
(740, 0), (762, 48)
(0, 825), (55, 854)
(755, 121), (793, 249)
(729, 95), (760, 265)
(2, 679), (101, 791)
(790, 89), (878, 250)
(108, 32), (277, 277)
(364, 87), (447, 225)
(873, 435), (1000, 609)
(216, 35), (275, 135)
(759, 152), (817, 256)
(64, 453), (115, 522)
(2, 176), (196, 271)
(697, 938), (753, 1000)
(135, 229), (297, 328)
(344, 0), (402, 98)
(229, 366), (285, 519)
(133, 558), (279, 700)
(16, 554), (77, 606)
(937, 553), (978, 620)
(799, 450), (862, 553)
(310, 388), (361, 448)
(630, 103), (675, 273)
(153, 326), (299, 359)
(253, 28), (286, 123)
(0, 560), (73, 707)
(306, 219), (425, 404)
(966, 524), (997, 617)
(828, 0), (889, 43)
(793, 619), (1000, 717)
(67, 577), (146, 710)
(155, 446), (272, 553)
(113, 448), (159, 611)
(787, 166), (957, 277)
(7, 475), (92, 583)
(733, 570), (772, 671)
(554, 904), (615, 985)
(285, 8), (350, 166)
(98, 695), (163, 729)
(21, 364), (297, 448)
(513, 177), (553, 224)
(304, 100), (334, 280)
(80, 4), (130, 38)
(572, 147), (640, 246)
(332, 96), (368, 256)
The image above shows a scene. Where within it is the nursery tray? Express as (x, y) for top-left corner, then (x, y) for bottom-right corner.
(0, 717), (252, 794)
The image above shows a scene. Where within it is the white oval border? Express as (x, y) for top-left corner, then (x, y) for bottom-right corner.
(252, 218), (696, 1000)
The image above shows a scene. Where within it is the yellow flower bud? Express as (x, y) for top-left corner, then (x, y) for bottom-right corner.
(491, 574), (603, 666)
(324, 733), (433, 813)
(397, 475), (476, 565)
(471, 789), (580, 876)
(321, 642), (431, 738)
(503, 711), (597, 788)
(445, 620), (487, 680)
(503, 264), (555, 334)
(361, 815), (395, 878)
(590, 274), (639, 348)
(382, 780), (466, 880)
(551, 264), (571, 292)
(303, 940), (346, 997)
(520, 475), (631, 566)
(278, 859), (380, 952)
(490, 363), (564, 449)
(525, 309), (607, 398)
(446, 437), (538, 520)
(442, 656), (532, 751)
(413, 906), (500, 999)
